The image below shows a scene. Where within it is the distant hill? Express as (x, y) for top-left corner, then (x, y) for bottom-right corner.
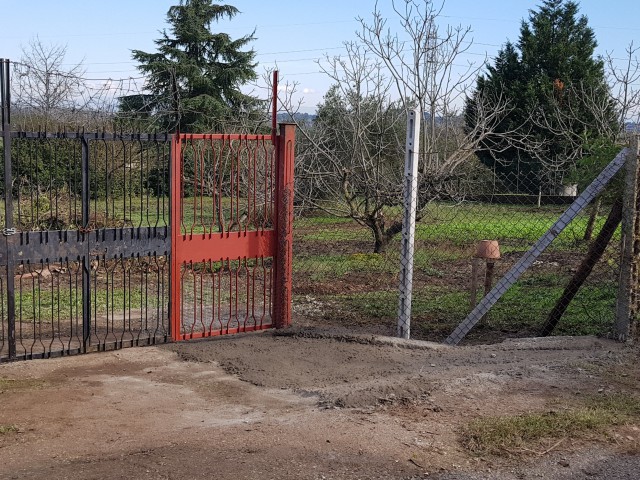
(277, 112), (316, 125)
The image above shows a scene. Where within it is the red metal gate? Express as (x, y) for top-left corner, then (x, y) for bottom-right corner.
(170, 126), (295, 341)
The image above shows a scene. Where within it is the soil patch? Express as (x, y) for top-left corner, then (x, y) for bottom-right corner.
(0, 329), (638, 479)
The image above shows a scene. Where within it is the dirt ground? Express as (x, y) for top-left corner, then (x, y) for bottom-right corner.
(1, 322), (639, 479)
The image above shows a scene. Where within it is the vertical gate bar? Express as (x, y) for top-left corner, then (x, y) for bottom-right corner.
(214, 138), (219, 233)
(170, 134), (181, 341)
(80, 135), (91, 352)
(271, 70), (278, 146)
(230, 138), (235, 231)
(2, 59), (16, 359)
(273, 123), (295, 329)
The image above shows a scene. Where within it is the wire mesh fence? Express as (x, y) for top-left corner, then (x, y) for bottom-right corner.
(7, 60), (275, 134)
(292, 159), (626, 344)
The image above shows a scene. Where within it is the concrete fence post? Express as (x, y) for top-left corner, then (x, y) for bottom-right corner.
(397, 109), (421, 339)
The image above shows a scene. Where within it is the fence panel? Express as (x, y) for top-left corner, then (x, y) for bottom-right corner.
(170, 127), (294, 341)
(292, 161), (624, 343)
(1, 132), (171, 361)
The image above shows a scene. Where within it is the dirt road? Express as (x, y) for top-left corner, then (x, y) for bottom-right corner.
(0, 328), (638, 479)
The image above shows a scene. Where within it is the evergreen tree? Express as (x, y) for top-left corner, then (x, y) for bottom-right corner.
(465, 0), (618, 194)
(127, 0), (258, 132)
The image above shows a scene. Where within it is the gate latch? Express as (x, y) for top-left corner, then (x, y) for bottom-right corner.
(2, 227), (17, 236)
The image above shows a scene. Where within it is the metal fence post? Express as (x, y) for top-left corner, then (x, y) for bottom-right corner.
(273, 123), (295, 329)
(1, 59), (16, 359)
(169, 133), (182, 341)
(80, 134), (91, 351)
(616, 135), (640, 341)
(397, 108), (421, 339)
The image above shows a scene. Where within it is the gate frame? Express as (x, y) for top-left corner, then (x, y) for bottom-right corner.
(169, 124), (295, 341)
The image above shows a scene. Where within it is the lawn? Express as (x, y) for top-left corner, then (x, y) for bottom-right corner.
(1, 196), (622, 345)
(292, 200), (621, 342)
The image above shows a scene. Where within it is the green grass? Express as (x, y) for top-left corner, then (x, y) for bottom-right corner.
(3, 196), (621, 342)
(0, 425), (18, 435)
(415, 203), (614, 248)
(462, 394), (640, 455)
(296, 202), (619, 256)
(294, 253), (394, 280)
(294, 215), (355, 227)
(13, 195), (616, 252)
(10, 195), (246, 231)
(293, 248), (455, 281)
(292, 202), (620, 340)
(13, 286), (163, 323)
(302, 229), (373, 242)
(8, 195), (171, 230)
(315, 276), (616, 338)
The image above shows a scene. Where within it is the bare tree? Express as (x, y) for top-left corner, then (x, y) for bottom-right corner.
(527, 72), (626, 245)
(12, 37), (85, 129)
(356, 0), (485, 179)
(282, 43), (405, 252)
(276, 0), (545, 253)
(606, 41), (640, 134)
(279, 37), (530, 253)
(530, 80), (619, 186)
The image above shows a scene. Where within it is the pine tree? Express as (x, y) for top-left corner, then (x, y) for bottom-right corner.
(128, 0), (258, 132)
(465, 0), (618, 194)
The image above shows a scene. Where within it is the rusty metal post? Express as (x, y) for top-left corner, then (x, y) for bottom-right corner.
(169, 133), (182, 341)
(273, 123), (295, 329)
(271, 70), (278, 146)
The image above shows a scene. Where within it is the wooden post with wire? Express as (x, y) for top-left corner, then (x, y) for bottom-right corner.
(616, 135), (640, 341)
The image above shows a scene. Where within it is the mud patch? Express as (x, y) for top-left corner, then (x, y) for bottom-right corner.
(167, 330), (629, 410)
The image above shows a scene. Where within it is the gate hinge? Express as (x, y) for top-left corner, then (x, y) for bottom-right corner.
(2, 227), (17, 236)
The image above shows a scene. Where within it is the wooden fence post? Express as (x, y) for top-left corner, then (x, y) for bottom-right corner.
(616, 135), (640, 341)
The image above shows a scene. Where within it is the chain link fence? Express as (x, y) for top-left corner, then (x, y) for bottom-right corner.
(291, 149), (628, 344)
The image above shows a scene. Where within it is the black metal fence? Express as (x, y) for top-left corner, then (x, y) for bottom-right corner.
(0, 130), (172, 361)
(1, 59), (172, 361)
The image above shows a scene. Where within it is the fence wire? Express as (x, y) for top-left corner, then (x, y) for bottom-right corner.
(292, 159), (625, 344)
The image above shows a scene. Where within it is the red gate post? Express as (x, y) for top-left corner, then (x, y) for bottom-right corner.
(170, 133), (183, 341)
(273, 123), (296, 328)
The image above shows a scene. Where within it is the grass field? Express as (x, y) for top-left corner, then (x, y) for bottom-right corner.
(293, 200), (620, 343)
(1, 196), (622, 346)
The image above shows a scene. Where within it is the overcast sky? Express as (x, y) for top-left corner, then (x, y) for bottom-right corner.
(1, 0), (638, 113)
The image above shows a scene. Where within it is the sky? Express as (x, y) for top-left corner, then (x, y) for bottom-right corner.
(1, 0), (638, 113)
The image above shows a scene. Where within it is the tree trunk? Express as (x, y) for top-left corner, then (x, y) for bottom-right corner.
(539, 197), (623, 336)
(583, 196), (602, 241)
(371, 220), (388, 254)
(373, 239), (386, 253)
(371, 218), (404, 254)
